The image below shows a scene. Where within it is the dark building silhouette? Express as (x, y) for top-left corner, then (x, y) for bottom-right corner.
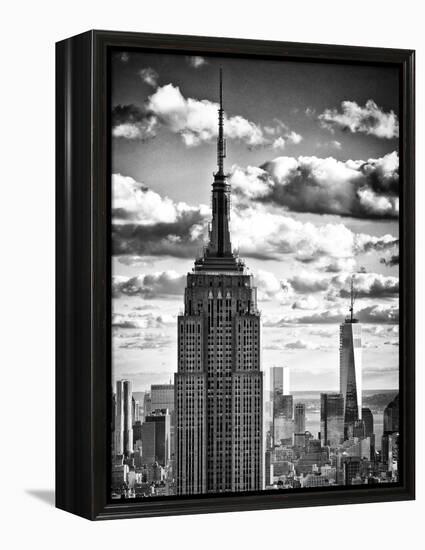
(350, 419), (366, 439)
(361, 407), (374, 437)
(383, 394), (399, 434)
(294, 403), (306, 434)
(320, 393), (344, 447)
(175, 71), (263, 495)
(343, 456), (361, 485)
(142, 409), (171, 466)
(133, 420), (142, 444)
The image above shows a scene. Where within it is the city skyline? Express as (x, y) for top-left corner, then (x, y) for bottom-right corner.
(111, 55), (400, 499)
(111, 51), (399, 394)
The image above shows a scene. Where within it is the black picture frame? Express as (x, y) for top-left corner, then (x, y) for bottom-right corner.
(56, 29), (415, 521)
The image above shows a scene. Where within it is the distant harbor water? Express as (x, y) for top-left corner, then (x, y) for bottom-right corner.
(290, 389), (398, 451)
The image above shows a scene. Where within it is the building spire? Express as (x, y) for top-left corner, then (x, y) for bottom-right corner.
(217, 68), (226, 175)
(193, 69), (245, 272)
(349, 275), (356, 322)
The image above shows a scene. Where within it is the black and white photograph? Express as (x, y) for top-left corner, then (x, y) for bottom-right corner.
(1, 0), (421, 543)
(110, 50), (400, 499)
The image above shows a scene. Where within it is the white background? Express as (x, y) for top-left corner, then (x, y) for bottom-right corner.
(0, 1), (422, 548)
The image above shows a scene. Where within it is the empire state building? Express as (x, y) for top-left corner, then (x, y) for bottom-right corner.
(175, 71), (264, 495)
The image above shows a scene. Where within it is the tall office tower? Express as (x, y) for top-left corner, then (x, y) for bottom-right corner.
(271, 366), (290, 445)
(133, 391), (145, 418)
(320, 393), (344, 447)
(151, 384), (174, 412)
(294, 403), (306, 433)
(175, 71), (263, 496)
(132, 397), (141, 423)
(133, 420), (142, 445)
(361, 407), (374, 437)
(152, 383), (175, 456)
(143, 392), (152, 420)
(270, 366), (290, 395)
(339, 277), (362, 437)
(142, 409), (171, 466)
(114, 379), (133, 456)
(274, 394), (293, 444)
(383, 394), (399, 434)
(381, 432), (398, 469)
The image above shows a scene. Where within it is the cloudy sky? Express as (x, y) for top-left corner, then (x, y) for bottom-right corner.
(111, 50), (399, 392)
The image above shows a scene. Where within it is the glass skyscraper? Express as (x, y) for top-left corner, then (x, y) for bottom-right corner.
(320, 393), (344, 447)
(339, 280), (362, 437)
(114, 379), (133, 457)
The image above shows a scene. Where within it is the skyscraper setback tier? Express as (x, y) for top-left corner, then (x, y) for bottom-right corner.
(175, 71), (263, 495)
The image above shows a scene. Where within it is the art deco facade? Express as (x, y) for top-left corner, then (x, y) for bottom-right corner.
(175, 72), (263, 495)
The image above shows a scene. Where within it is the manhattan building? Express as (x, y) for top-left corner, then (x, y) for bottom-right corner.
(320, 393), (344, 447)
(294, 403), (306, 434)
(339, 278), (362, 437)
(270, 366), (290, 446)
(175, 72), (263, 495)
(114, 379), (133, 457)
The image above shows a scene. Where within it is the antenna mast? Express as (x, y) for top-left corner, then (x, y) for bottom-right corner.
(217, 68), (226, 175)
(349, 275), (355, 322)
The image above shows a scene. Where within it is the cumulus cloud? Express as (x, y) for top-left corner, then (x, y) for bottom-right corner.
(187, 56), (208, 68)
(267, 304), (399, 326)
(146, 83), (268, 147)
(111, 84), (302, 149)
(231, 204), (357, 262)
(271, 271), (398, 310)
(117, 256), (154, 267)
(112, 174), (209, 257)
(232, 203), (397, 263)
(255, 270), (293, 302)
(380, 254), (399, 267)
(112, 104), (158, 140)
(288, 272), (329, 293)
(320, 258), (356, 273)
(118, 333), (173, 350)
(378, 241), (400, 268)
(285, 339), (316, 350)
(355, 234), (398, 253)
(318, 99), (399, 139)
(138, 67), (159, 87)
(291, 296), (319, 310)
(317, 140), (342, 150)
(230, 151), (399, 219)
(112, 174), (398, 264)
(112, 312), (175, 330)
(272, 130), (303, 150)
(337, 272), (399, 299)
(112, 271), (186, 299)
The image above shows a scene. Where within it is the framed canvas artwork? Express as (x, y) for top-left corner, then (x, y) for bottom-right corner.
(56, 30), (415, 520)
